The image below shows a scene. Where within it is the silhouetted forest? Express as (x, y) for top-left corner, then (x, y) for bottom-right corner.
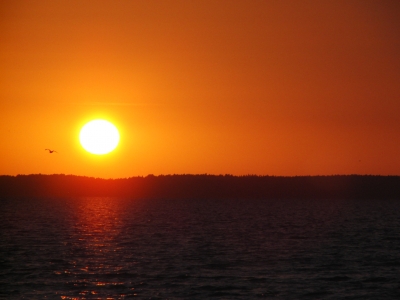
(0, 174), (399, 199)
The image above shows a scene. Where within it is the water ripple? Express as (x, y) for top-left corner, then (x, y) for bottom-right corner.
(1, 197), (400, 299)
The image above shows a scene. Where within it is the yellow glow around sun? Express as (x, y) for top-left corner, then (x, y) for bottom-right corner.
(79, 119), (120, 155)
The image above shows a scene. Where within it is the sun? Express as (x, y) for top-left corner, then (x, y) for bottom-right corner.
(79, 119), (120, 155)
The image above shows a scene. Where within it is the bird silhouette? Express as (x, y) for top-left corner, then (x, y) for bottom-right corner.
(45, 149), (58, 153)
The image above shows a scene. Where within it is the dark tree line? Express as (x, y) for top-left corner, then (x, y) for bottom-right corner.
(0, 174), (399, 199)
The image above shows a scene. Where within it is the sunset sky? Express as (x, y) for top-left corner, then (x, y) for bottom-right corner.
(1, 0), (399, 178)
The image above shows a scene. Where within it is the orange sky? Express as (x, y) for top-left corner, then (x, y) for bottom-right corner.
(1, 0), (399, 178)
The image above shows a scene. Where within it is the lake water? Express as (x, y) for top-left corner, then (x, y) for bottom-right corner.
(1, 196), (400, 299)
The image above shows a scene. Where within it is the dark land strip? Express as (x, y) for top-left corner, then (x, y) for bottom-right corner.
(1, 174), (399, 199)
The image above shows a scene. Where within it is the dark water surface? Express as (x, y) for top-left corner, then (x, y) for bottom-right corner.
(1, 197), (400, 299)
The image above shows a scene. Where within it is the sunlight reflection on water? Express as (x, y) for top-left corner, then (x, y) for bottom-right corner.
(1, 197), (400, 299)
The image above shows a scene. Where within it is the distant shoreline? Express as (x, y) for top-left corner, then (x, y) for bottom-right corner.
(1, 174), (399, 199)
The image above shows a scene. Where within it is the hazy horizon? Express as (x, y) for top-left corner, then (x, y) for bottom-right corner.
(3, 172), (400, 179)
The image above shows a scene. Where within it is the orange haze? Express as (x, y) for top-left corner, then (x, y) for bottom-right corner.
(1, 0), (399, 178)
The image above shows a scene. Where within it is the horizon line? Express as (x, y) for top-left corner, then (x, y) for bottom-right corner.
(2, 173), (400, 179)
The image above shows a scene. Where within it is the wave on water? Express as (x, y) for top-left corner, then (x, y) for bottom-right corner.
(1, 196), (400, 299)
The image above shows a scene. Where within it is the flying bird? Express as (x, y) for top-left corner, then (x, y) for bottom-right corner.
(45, 149), (58, 153)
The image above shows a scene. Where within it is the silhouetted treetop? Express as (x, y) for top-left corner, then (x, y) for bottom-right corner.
(0, 174), (399, 199)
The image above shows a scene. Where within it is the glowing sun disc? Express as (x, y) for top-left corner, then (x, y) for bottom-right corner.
(79, 120), (120, 155)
